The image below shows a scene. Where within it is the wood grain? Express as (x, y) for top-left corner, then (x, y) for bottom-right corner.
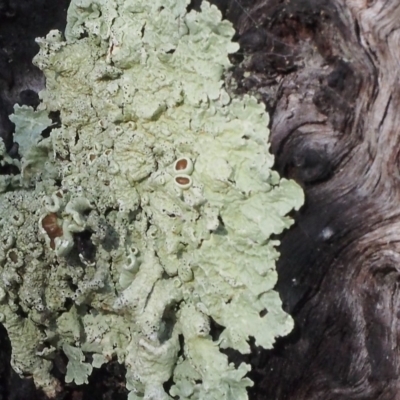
(217, 0), (400, 398)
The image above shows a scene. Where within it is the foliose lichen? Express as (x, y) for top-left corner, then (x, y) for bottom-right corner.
(0, 0), (304, 398)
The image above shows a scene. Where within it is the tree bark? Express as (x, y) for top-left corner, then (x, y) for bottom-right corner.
(214, 0), (400, 399)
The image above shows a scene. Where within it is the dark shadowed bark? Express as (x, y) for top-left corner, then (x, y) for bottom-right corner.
(1, 0), (398, 399)
(215, 0), (400, 399)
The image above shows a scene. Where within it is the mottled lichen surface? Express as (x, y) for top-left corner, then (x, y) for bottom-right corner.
(0, 0), (303, 398)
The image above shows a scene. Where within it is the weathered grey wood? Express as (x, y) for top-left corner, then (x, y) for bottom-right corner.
(215, 0), (400, 398)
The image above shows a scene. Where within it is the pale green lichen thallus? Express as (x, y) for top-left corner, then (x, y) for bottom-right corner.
(0, 0), (304, 399)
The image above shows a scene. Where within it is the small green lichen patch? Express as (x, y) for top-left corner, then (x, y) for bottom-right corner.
(63, 344), (93, 385)
(9, 105), (52, 158)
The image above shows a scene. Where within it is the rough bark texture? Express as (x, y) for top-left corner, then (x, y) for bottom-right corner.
(0, 0), (397, 399)
(219, 0), (400, 399)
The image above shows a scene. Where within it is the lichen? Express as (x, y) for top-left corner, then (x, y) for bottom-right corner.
(0, 0), (304, 398)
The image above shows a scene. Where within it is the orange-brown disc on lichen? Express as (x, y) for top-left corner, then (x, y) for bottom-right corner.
(41, 213), (63, 249)
(175, 159), (188, 170)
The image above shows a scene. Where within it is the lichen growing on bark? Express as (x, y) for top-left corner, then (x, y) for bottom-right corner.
(0, 0), (303, 398)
